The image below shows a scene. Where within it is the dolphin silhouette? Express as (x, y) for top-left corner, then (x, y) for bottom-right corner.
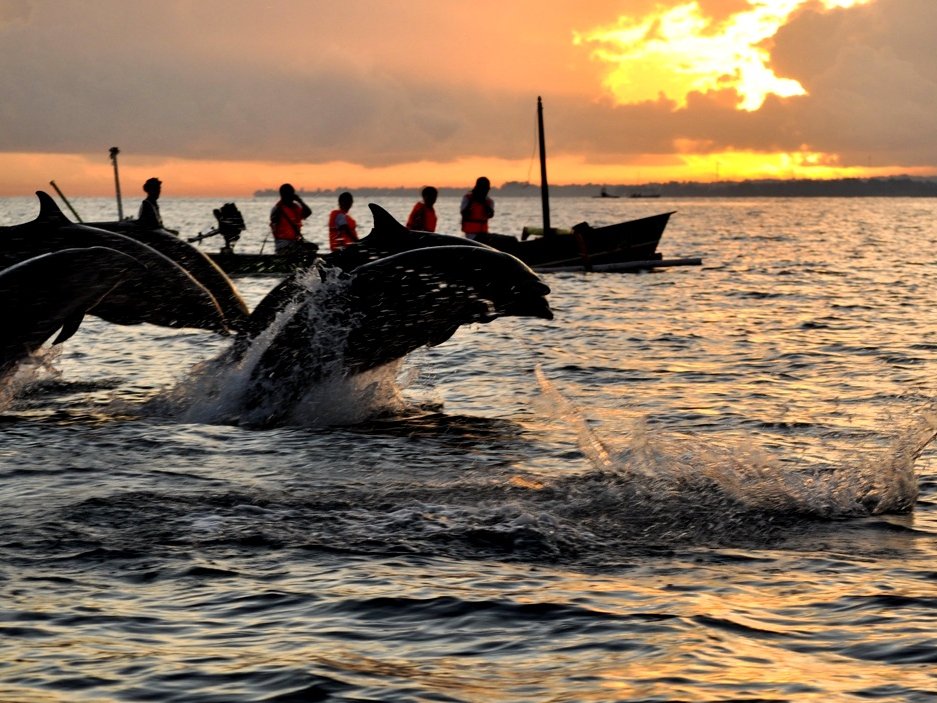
(0, 192), (230, 333)
(0, 247), (147, 382)
(228, 245), (552, 425)
(85, 216), (250, 331)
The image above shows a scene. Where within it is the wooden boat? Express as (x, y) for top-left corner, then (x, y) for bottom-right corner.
(84, 200), (313, 277)
(187, 203), (320, 275)
(474, 210), (673, 270)
(79, 119), (693, 277)
(474, 97), (686, 273)
(206, 249), (316, 276)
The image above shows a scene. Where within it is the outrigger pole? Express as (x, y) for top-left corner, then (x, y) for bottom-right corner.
(48, 180), (83, 222)
(537, 96), (551, 237)
(109, 146), (124, 220)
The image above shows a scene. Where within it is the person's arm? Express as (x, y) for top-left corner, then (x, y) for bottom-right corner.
(486, 197), (494, 219)
(335, 213), (359, 241)
(269, 204), (280, 233)
(295, 195), (312, 219)
(335, 212), (349, 236)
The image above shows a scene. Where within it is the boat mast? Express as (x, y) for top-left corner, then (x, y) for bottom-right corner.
(537, 96), (551, 236)
(109, 146), (124, 220)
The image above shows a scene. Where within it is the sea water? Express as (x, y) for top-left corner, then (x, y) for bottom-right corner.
(1, 194), (936, 702)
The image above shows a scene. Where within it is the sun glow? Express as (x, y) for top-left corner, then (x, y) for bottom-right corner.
(575, 0), (874, 111)
(676, 145), (866, 181)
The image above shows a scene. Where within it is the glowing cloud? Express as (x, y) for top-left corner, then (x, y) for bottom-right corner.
(575, 0), (874, 111)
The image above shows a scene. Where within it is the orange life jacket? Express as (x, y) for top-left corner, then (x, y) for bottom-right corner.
(328, 209), (358, 250)
(406, 201), (437, 232)
(272, 201), (304, 241)
(461, 194), (492, 235)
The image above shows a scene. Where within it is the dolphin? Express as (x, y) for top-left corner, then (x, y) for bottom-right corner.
(0, 247), (146, 383)
(324, 203), (491, 271)
(85, 218), (250, 331)
(228, 245), (553, 424)
(0, 192), (229, 333)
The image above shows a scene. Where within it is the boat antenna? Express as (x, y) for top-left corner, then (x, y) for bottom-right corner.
(109, 146), (124, 220)
(537, 96), (551, 236)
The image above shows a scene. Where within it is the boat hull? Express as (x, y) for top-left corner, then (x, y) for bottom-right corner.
(207, 251), (317, 276)
(476, 211), (674, 269)
(202, 211), (674, 276)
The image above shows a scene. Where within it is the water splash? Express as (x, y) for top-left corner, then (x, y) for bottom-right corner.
(0, 347), (63, 412)
(534, 366), (936, 521)
(155, 270), (408, 427)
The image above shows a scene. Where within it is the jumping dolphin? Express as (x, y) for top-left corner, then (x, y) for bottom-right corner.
(228, 245), (553, 424)
(0, 192), (229, 333)
(324, 203), (491, 271)
(85, 218), (250, 331)
(0, 247), (146, 382)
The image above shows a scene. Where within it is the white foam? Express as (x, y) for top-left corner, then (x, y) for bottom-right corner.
(157, 270), (408, 428)
(534, 365), (936, 518)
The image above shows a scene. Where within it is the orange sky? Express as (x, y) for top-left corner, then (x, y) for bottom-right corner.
(2, 0), (935, 196)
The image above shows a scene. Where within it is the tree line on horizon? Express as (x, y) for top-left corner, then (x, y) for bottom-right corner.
(254, 175), (937, 199)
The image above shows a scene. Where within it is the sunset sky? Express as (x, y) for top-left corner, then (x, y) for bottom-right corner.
(2, 0), (935, 196)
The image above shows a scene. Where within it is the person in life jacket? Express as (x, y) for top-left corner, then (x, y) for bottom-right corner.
(406, 186), (438, 232)
(460, 176), (494, 239)
(270, 183), (313, 255)
(137, 177), (169, 231)
(328, 191), (359, 251)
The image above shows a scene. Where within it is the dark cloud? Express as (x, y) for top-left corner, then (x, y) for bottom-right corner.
(768, 0), (937, 167)
(2, 0), (936, 173)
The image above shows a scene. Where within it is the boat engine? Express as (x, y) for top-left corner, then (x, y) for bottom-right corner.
(212, 203), (246, 253)
(188, 202), (247, 253)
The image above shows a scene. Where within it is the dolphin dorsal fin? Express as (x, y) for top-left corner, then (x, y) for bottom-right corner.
(35, 191), (71, 223)
(368, 203), (408, 237)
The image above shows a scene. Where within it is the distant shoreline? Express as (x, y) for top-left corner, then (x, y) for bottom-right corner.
(256, 176), (937, 199)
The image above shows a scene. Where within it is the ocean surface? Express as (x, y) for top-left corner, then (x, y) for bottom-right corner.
(1, 194), (936, 702)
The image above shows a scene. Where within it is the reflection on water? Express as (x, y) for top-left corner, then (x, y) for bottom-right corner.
(1, 196), (936, 702)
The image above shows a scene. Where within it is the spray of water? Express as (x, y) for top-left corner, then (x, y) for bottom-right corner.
(157, 270), (408, 427)
(0, 347), (63, 412)
(534, 366), (936, 520)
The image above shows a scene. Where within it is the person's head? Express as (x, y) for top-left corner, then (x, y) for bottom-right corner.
(278, 183), (296, 201)
(421, 186), (438, 207)
(473, 177), (490, 197)
(143, 177), (162, 198)
(338, 191), (354, 211)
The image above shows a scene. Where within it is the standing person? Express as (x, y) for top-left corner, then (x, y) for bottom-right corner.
(270, 183), (313, 255)
(405, 186), (438, 232)
(460, 176), (494, 239)
(137, 177), (165, 230)
(328, 191), (359, 251)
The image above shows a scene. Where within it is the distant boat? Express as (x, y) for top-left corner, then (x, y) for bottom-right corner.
(594, 187), (620, 199)
(629, 190), (662, 198)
